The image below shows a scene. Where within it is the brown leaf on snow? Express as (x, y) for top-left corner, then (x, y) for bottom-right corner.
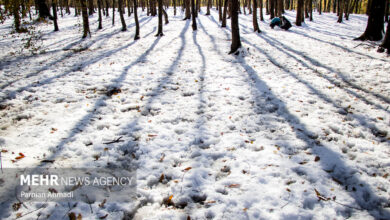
(48, 188), (58, 193)
(228, 184), (240, 188)
(1, 149), (8, 153)
(159, 173), (165, 183)
(15, 153), (25, 160)
(314, 156), (320, 162)
(183, 167), (192, 172)
(99, 199), (107, 208)
(77, 214), (82, 220)
(68, 213), (76, 220)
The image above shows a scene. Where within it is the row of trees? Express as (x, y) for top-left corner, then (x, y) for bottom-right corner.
(1, 0), (389, 53)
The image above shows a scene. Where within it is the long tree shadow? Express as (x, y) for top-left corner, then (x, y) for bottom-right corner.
(205, 12), (390, 218)
(0, 16), (153, 93)
(0, 28), (161, 218)
(257, 33), (390, 110)
(235, 55), (390, 219)
(290, 28), (388, 62)
(106, 20), (192, 218)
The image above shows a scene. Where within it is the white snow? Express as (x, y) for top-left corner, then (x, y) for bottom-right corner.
(0, 7), (389, 220)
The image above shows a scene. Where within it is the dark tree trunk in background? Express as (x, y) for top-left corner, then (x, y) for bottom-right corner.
(52, 1), (59, 31)
(296, 0), (303, 26)
(184, 0), (191, 19)
(134, 0), (140, 40)
(222, 0), (228, 27)
(88, 0), (94, 15)
(309, 0), (312, 21)
(260, 0), (264, 21)
(355, 0), (386, 41)
(230, 0), (241, 54)
(270, 0), (275, 19)
(133, 0), (139, 40)
(98, 0), (103, 29)
(378, 21), (390, 53)
(13, 0), (21, 31)
(191, 0), (197, 30)
(174, 0), (177, 15)
(81, 0), (90, 38)
(118, 0), (127, 30)
(163, 9), (169, 24)
(253, 0), (260, 32)
(156, 0), (164, 36)
(112, 0), (115, 25)
(218, 0), (223, 21)
(106, 0), (109, 16)
(206, 0), (211, 15)
(36, 0), (52, 19)
(337, 0), (343, 23)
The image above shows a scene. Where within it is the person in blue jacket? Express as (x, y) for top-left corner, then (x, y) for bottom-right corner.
(270, 16), (292, 30)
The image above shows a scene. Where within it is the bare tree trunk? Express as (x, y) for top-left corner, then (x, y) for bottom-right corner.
(219, 0), (223, 21)
(222, 0), (228, 27)
(81, 0), (90, 38)
(52, 0), (59, 31)
(192, 0), (197, 30)
(355, 0), (386, 41)
(253, 0), (260, 32)
(118, 0), (127, 30)
(88, 0), (94, 15)
(98, 0), (103, 29)
(156, 0), (164, 36)
(296, 0), (303, 25)
(260, 0), (264, 20)
(229, 0), (241, 54)
(13, 0), (21, 32)
(337, 0), (343, 23)
(112, 0), (115, 25)
(206, 0), (211, 15)
(134, 0), (140, 39)
(163, 9), (169, 23)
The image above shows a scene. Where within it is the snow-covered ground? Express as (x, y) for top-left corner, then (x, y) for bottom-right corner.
(0, 7), (389, 219)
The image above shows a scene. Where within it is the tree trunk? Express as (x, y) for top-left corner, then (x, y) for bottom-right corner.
(206, 0), (211, 15)
(13, 0), (21, 32)
(192, 0), (197, 30)
(260, 0), (264, 20)
(222, 0), (228, 27)
(134, 0), (140, 39)
(88, 0), (94, 15)
(270, 0), (275, 19)
(296, 0), (303, 26)
(219, 0), (223, 21)
(112, 0), (115, 25)
(52, 1), (59, 31)
(337, 0), (343, 22)
(98, 0), (103, 29)
(378, 20), (390, 53)
(355, 0), (386, 41)
(253, 0), (260, 32)
(81, 0), (90, 38)
(174, 0), (176, 15)
(163, 9), (169, 24)
(36, 0), (52, 19)
(118, 0), (127, 30)
(185, 0), (191, 19)
(229, 0), (241, 54)
(156, 0), (164, 36)
(309, 0), (312, 21)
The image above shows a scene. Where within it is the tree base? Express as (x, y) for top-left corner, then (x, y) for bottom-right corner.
(155, 33), (164, 37)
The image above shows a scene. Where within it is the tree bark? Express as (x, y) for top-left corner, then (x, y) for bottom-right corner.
(36, 0), (52, 19)
(192, 0), (197, 30)
(156, 0), (164, 36)
(98, 0), (103, 29)
(88, 0), (94, 15)
(222, 0), (228, 27)
(230, 0), (241, 54)
(118, 0), (127, 30)
(355, 0), (386, 41)
(13, 0), (21, 32)
(134, 0), (140, 39)
(296, 0), (303, 26)
(253, 0), (260, 32)
(81, 0), (90, 38)
(52, 1), (59, 31)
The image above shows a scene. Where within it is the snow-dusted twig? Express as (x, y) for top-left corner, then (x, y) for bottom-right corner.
(17, 203), (47, 219)
(103, 136), (124, 144)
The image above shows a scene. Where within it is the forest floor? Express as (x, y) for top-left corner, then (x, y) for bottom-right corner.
(0, 7), (389, 220)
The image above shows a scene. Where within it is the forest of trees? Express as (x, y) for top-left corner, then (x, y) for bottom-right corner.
(0, 0), (389, 53)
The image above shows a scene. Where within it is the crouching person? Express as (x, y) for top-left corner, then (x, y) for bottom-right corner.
(270, 16), (292, 30)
